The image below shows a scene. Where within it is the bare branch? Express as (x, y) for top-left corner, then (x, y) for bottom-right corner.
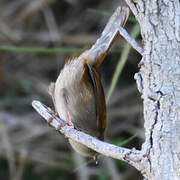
(32, 100), (149, 173)
(16, 0), (55, 23)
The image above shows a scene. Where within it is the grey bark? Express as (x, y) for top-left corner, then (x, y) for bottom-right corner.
(127, 0), (180, 179)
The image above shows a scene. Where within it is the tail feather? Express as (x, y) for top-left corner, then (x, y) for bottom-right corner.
(87, 6), (130, 68)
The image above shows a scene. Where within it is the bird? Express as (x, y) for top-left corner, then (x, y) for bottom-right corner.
(49, 6), (129, 160)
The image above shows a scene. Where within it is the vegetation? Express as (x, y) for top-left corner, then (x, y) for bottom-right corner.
(0, 0), (143, 179)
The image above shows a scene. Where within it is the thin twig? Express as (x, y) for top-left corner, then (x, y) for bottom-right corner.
(103, 157), (123, 180)
(32, 100), (148, 172)
(15, 0), (55, 23)
(0, 117), (16, 180)
(13, 149), (28, 180)
(73, 152), (89, 180)
(0, 51), (4, 93)
(42, 6), (59, 43)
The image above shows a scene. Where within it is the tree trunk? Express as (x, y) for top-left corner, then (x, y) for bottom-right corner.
(130, 0), (180, 179)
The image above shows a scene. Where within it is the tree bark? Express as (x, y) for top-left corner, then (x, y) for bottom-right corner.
(127, 0), (180, 179)
(32, 1), (180, 179)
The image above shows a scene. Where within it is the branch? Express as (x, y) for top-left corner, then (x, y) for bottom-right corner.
(32, 100), (148, 172)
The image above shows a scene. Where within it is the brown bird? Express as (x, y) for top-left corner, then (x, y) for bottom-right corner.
(49, 6), (129, 160)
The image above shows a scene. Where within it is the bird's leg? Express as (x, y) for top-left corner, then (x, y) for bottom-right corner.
(56, 89), (74, 130)
(118, 26), (144, 55)
(86, 6), (143, 68)
(86, 7), (130, 68)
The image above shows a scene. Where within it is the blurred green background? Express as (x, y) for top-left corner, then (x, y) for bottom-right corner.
(0, 0), (144, 179)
